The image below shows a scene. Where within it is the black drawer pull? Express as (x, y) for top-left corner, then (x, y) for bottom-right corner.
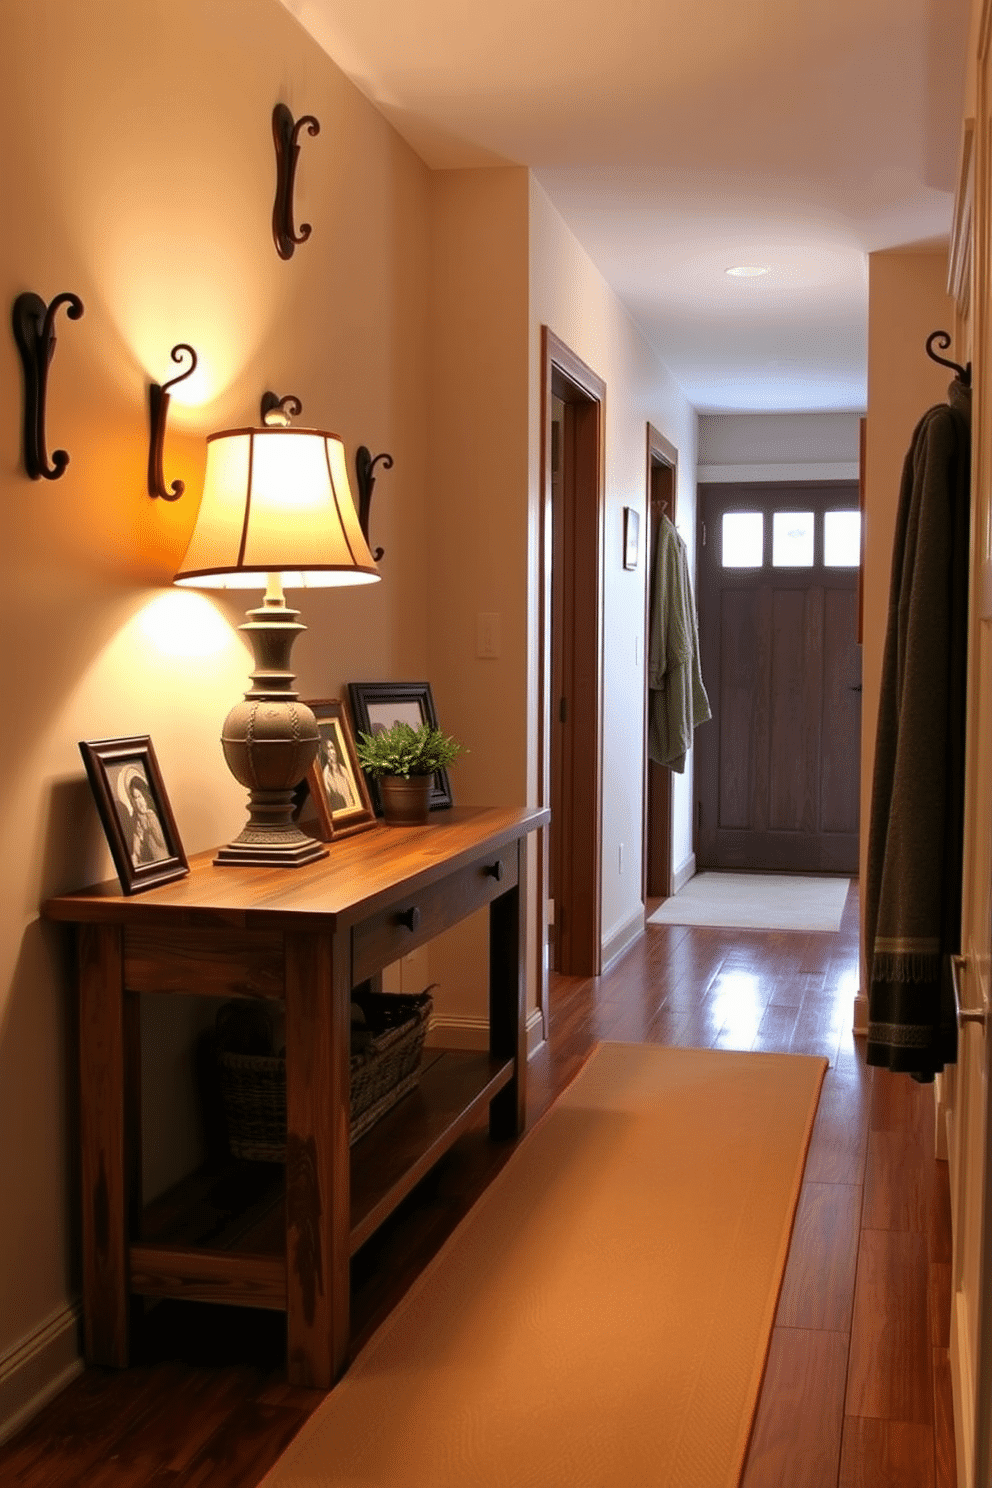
(397, 906), (421, 932)
(485, 860), (504, 882)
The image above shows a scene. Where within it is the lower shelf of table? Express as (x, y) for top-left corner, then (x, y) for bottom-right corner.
(133, 1048), (515, 1310)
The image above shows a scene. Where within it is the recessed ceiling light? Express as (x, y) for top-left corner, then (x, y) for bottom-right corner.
(726, 265), (770, 278)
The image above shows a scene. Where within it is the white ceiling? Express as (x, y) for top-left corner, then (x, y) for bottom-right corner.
(278, 0), (971, 414)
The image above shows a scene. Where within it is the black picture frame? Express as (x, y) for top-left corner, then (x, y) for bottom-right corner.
(623, 506), (640, 570)
(299, 698), (377, 841)
(347, 681), (453, 813)
(79, 736), (189, 895)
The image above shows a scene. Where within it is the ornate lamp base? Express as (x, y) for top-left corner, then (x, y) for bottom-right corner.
(215, 819), (327, 867)
(215, 580), (329, 869)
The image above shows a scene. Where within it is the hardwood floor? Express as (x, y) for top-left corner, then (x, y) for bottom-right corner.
(0, 881), (954, 1486)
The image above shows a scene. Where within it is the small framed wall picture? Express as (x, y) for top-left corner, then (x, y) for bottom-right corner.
(299, 698), (377, 841)
(623, 507), (640, 570)
(347, 680), (454, 812)
(79, 736), (189, 894)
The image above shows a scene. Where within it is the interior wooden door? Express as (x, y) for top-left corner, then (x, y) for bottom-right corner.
(548, 395), (569, 971)
(644, 426), (677, 901)
(541, 329), (605, 980)
(695, 481), (862, 873)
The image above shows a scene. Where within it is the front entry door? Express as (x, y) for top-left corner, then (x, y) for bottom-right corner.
(695, 482), (862, 873)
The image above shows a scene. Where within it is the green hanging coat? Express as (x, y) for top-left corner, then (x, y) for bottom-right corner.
(648, 515), (711, 773)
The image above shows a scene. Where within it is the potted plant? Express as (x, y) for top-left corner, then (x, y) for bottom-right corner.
(355, 721), (466, 825)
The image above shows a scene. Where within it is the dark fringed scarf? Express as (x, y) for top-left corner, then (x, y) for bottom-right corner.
(863, 382), (971, 1081)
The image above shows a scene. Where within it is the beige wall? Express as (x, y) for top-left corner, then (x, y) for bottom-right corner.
(423, 173), (698, 1036)
(426, 169), (532, 808)
(1, 0), (431, 1423)
(860, 248), (956, 1004)
(420, 168), (532, 1038)
(698, 412), (861, 482)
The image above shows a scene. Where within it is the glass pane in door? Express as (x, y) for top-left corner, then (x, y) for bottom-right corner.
(824, 510), (861, 567)
(772, 512), (814, 567)
(722, 512), (763, 567)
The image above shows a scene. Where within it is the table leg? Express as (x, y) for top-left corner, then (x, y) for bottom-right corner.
(78, 923), (131, 1367)
(488, 839), (527, 1138)
(284, 930), (351, 1388)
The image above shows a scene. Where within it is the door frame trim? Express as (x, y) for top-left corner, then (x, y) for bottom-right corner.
(538, 327), (605, 992)
(643, 423), (678, 904)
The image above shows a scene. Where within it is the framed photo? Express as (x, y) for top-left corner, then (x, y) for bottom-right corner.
(347, 681), (453, 812)
(299, 699), (376, 841)
(79, 736), (189, 895)
(623, 507), (640, 570)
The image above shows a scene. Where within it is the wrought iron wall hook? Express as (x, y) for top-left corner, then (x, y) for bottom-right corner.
(260, 391), (303, 426)
(12, 290), (84, 480)
(925, 330), (972, 386)
(148, 343), (198, 499)
(355, 446), (393, 562)
(272, 104), (320, 260)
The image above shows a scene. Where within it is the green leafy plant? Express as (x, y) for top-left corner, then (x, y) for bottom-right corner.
(355, 721), (466, 779)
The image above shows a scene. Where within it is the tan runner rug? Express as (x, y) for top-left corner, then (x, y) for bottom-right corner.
(263, 1042), (827, 1488)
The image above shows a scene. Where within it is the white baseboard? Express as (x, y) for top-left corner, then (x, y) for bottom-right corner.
(427, 1010), (545, 1058)
(853, 992), (868, 1036)
(672, 855), (696, 895)
(0, 1303), (82, 1447)
(426, 1015), (488, 1051)
(601, 908), (644, 977)
(525, 1008), (545, 1058)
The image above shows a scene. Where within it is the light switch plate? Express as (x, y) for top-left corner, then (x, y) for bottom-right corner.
(477, 611), (501, 658)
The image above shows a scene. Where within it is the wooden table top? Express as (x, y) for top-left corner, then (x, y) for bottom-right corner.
(42, 805), (549, 932)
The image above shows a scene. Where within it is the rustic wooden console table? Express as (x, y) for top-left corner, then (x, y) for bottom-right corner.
(43, 805), (548, 1389)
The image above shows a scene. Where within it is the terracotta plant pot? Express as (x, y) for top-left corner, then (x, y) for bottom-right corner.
(379, 773), (432, 825)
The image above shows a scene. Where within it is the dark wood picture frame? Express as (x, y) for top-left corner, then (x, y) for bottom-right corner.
(347, 680), (453, 813)
(623, 506), (640, 570)
(299, 698), (376, 841)
(79, 735), (189, 895)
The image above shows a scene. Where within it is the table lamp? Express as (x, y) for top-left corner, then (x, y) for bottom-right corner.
(174, 398), (380, 866)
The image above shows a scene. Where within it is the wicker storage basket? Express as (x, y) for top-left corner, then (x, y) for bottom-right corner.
(216, 988), (433, 1160)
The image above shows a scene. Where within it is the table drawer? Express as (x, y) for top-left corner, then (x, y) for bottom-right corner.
(352, 846), (518, 983)
(124, 926), (285, 999)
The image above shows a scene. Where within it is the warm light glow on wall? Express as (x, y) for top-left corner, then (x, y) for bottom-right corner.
(138, 590), (232, 658)
(155, 353), (214, 411)
(71, 212), (273, 408)
(128, 319), (228, 409)
(67, 149), (286, 406)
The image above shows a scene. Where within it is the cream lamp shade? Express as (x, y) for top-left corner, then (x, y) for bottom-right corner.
(174, 425), (380, 588)
(174, 421), (381, 868)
